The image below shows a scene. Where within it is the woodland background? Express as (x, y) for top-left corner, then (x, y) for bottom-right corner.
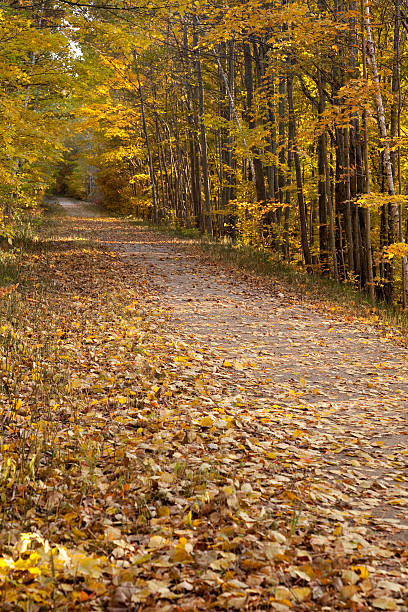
(2, 0), (408, 304)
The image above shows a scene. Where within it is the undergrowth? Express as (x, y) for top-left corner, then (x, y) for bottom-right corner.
(0, 211), (43, 289)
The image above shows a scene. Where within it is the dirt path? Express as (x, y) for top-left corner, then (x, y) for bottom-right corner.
(58, 199), (408, 522)
(44, 198), (408, 608)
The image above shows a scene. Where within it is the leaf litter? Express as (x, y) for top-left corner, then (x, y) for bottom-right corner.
(0, 200), (407, 610)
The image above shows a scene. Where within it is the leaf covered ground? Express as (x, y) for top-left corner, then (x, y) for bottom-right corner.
(0, 201), (407, 611)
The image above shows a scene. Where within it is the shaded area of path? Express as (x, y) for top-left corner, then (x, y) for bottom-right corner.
(54, 198), (408, 542)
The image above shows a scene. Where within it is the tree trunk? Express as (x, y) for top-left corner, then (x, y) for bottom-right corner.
(137, 73), (158, 224)
(317, 74), (329, 272)
(194, 17), (212, 236)
(287, 70), (312, 269)
(360, 0), (375, 300)
(243, 42), (266, 201)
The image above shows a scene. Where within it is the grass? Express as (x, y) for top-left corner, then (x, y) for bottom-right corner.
(0, 253), (19, 289)
(0, 211), (37, 289)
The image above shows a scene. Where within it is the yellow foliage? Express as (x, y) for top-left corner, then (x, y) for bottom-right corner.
(383, 242), (408, 260)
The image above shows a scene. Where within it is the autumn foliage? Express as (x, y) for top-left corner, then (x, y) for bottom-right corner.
(1, 1), (408, 609)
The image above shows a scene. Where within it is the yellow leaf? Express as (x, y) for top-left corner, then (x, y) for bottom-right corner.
(64, 512), (77, 523)
(275, 586), (291, 601)
(0, 558), (11, 572)
(351, 565), (369, 580)
(71, 553), (104, 578)
(372, 597), (398, 610)
(148, 535), (166, 549)
(86, 580), (107, 595)
(199, 416), (213, 427)
(173, 537), (193, 563)
(72, 591), (90, 602)
(184, 510), (193, 528)
(292, 587), (311, 602)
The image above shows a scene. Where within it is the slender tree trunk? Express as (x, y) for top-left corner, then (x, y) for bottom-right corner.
(343, 127), (355, 274)
(243, 42), (266, 201)
(277, 69), (286, 220)
(390, 0), (408, 307)
(360, 0), (375, 300)
(364, 1), (398, 226)
(317, 74), (329, 272)
(325, 147), (338, 280)
(136, 73), (158, 224)
(194, 17), (212, 236)
(287, 70), (312, 269)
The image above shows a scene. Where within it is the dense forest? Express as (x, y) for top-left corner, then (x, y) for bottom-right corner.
(2, 0), (408, 305)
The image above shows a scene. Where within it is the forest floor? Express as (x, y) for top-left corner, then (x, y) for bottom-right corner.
(0, 198), (407, 611)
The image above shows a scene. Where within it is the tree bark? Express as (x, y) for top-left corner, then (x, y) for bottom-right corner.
(194, 17), (213, 236)
(287, 70), (312, 269)
(243, 42), (266, 201)
(136, 72), (158, 224)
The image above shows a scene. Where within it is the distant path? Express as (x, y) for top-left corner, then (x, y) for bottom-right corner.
(51, 196), (103, 217)
(55, 197), (408, 539)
